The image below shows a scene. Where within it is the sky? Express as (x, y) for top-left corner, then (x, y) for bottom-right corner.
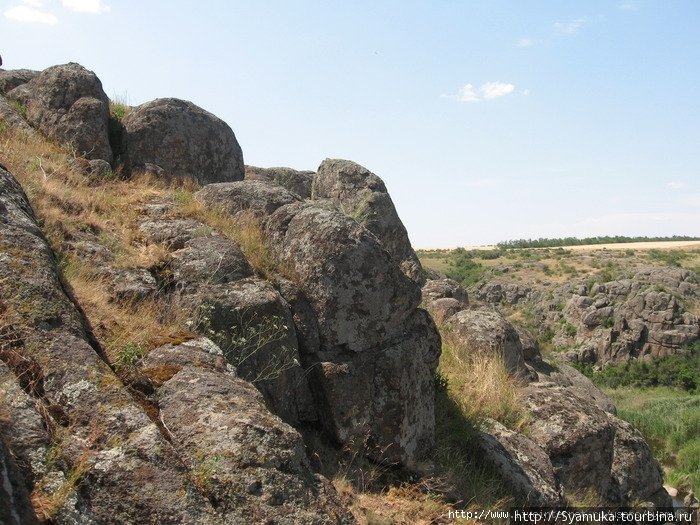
(1, 0), (699, 247)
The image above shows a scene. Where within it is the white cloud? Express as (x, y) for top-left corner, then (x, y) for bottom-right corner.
(464, 178), (503, 188)
(665, 181), (687, 190)
(555, 17), (587, 35)
(61, 0), (110, 13)
(4, 4), (58, 24)
(445, 81), (517, 103)
(516, 38), (534, 48)
(619, 1), (638, 10)
(22, 0), (47, 7)
(521, 89), (531, 96)
(456, 84), (480, 103)
(480, 81), (515, 100)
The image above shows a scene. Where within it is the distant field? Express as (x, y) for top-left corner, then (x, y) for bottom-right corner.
(418, 240), (700, 252)
(563, 240), (700, 252)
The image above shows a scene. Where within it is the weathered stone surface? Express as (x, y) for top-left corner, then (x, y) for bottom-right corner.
(160, 369), (353, 523)
(181, 278), (316, 425)
(532, 363), (616, 415)
(275, 278), (321, 356)
(0, 95), (36, 135)
(514, 325), (541, 361)
(246, 165), (315, 199)
(25, 63), (112, 163)
(445, 307), (529, 379)
(473, 282), (532, 305)
(141, 337), (233, 378)
(122, 98), (244, 183)
(0, 166), (221, 524)
(477, 420), (564, 507)
(422, 278), (469, 304)
(5, 83), (33, 106)
(426, 297), (465, 325)
(196, 180), (299, 218)
(523, 384), (620, 504)
(101, 267), (158, 302)
(0, 438), (39, 525)
(0, 361), (51, 488)
(263, 201), (420, 352)
(138, 217), (213, 250)
(313, 159), (424, 283)
(312, 309), (441, 465)
(0, 68), (38, 95)
(170, 236), (253, 289)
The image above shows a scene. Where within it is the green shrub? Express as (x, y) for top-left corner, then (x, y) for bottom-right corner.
(115, 342), (146, 368)
(9, 100), (27, 118)
(444, 248), (487, 287)
(587, 343), (700, 392)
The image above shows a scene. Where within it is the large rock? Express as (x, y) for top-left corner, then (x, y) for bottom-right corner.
(311, 309), (440, 465)
(122, 98), (244, 183)
(422, 278), (469, 324)
(170, 235), (254, 289)
(0, 68), (38, 95)
(245, 165), (315, 199)
(445, 307), (530, 380)
(264, 201), (420, 352)
(531, 362), (617, 414)
(180, 278), (316, 426)
(260, 201), (440, 464)
(610, 416), (671, 508)
(523, 384), (620, 504)
(142, 340), (354, 524)
(196, 180), (299, 218)
(25, 63), (112, 163)
(477, 420), (564, 507)
(421, 278), (469, 304)
(313, 159), (424, 283)
(0, 94), (36, 135)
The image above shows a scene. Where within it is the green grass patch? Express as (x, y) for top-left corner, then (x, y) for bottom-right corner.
(647, 249), (691, 268)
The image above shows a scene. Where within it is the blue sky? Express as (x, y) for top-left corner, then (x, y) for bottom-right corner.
(2, 1), (699, 247)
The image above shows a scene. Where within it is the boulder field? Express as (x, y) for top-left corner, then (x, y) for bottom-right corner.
(0, 62), (674, 521)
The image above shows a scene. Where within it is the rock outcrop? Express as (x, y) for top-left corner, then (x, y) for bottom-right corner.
(196, 180), (300, 218)
(423, 277), (671, 507)
(473, 266), (699, 365)
(0, 165), (353, 523)
(122, 97), (245, 183)
(312, 159), (424, 284)
(477, 420), (564, 507)
(24, 63), (112, 163)
(0, 68), (37, 95)
(246, 165), (315, 199)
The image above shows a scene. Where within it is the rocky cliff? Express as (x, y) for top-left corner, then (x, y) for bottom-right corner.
(0, 62), (675, 522)
(472, 265), (699, 365)
(0, 62), (442, 524)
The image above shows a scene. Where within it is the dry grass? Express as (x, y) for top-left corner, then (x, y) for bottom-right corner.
(0, 126), (293, 364)
(333, 477), (467, 524)
(438, 335), (528, 431)
(176, 195), (297, 282)
(31, 450), (92, 520)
